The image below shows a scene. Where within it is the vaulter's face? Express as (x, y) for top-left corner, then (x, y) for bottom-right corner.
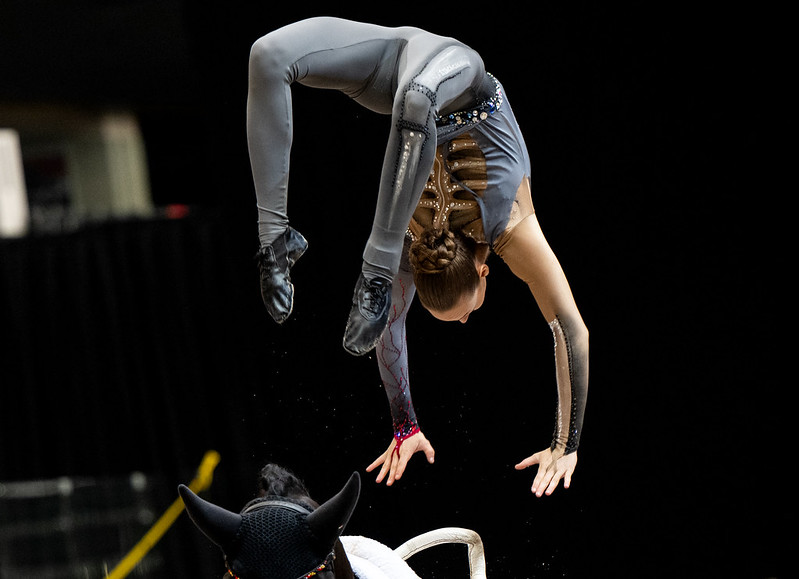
(427, 264), (488, 324)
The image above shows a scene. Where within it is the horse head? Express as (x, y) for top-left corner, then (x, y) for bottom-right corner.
(179, 465), (360, 578)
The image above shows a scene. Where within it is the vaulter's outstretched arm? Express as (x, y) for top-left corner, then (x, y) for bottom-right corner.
(494, 193), (589, 497)
(366, 248), (436, 485)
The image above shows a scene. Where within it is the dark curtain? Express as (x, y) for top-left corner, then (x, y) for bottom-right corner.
(2, 210), (256, 479)
(1, 210), (271, 575)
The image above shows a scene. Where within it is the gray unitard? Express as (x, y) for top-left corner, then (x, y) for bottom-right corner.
(247, 18), (585, 453)
(248, 17), (497, 279)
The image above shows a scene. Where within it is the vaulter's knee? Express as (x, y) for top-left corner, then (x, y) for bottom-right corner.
(248, 35), (291, 82)
(400, 89), (435, 130)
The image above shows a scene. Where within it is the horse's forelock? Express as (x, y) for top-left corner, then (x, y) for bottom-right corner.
(258, 463), (311, 499)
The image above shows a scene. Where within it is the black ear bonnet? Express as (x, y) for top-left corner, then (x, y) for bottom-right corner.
(179, 471), (360, 578)
(229, 497), (323, 577)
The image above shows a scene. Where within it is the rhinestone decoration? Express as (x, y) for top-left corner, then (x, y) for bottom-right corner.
(435, 73), (503, 129)
(407, 134), (487, 242)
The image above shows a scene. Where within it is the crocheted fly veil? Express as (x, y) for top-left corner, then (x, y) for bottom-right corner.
(179, 471), (360, 578)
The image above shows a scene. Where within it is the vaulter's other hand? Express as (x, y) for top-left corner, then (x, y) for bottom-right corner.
(366, 431), (435, 486)
(515, 447), (578, 497)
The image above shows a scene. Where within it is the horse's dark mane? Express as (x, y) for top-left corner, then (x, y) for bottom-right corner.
(257, 463), (318, 507)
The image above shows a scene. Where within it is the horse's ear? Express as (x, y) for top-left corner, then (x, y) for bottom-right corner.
(179, 484), (242, 550)
(306, 471), (360, 547)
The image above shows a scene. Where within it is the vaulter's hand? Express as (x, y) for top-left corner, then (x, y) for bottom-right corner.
(366, 431), (435, 486)
(515, 448), (577, 497)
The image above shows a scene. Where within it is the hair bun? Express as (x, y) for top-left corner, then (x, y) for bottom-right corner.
(409, 227), (457, 274)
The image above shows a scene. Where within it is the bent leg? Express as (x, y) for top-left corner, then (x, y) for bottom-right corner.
(247, 34), (296, 246)
(347, 45), (486, 354)
(248, 18), (405, 247)
(363, 91), (433, 279)
(362, 45), (487, 279)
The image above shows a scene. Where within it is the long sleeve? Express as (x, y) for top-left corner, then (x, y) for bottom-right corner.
(548, 313), (589, 454)
(375, 251), (419, 440)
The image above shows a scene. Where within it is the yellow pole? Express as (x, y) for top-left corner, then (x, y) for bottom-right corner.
(105, 450), (221, 579)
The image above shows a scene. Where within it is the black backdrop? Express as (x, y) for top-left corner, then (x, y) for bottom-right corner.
(0, 2), (788, 578)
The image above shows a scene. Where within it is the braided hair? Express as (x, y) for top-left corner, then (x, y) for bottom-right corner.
(408, 226), (480, 312)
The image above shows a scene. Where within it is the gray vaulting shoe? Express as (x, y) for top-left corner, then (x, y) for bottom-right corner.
(343, 273), (392, 356)
(255, 226), (308, 324)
